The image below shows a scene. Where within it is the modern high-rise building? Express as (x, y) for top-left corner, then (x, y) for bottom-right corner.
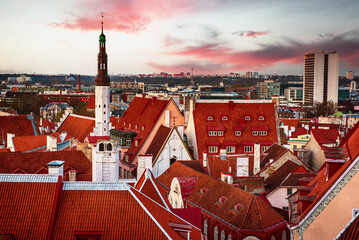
(303, 51), (339, 106)
(347, 71), (354, 80)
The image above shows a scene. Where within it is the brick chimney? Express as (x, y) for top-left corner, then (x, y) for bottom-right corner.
(48, 160), (65, 178)
(47, 135), (57, 151)
(78, 75), (81, 93)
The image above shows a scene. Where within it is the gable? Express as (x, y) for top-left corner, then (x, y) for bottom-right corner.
(56, 114), (95, 142)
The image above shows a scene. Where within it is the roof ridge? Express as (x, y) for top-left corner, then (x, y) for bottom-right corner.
(68, 114), (95, 121)
(254, 198), (265, 229)
(239, 197), (254, 229)
(63, 181), (129, 191)
(0, 174), (58, 182)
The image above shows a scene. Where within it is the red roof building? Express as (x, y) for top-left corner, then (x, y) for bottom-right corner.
(290, 122), (359, 239)
(185, 100), (280, 160)
(157, 161), (289, 240)
(0, 174), (202, 239)
(56, 114), (95, 142)
(113, 95), (184, 179)
(0, 115), (38, 146)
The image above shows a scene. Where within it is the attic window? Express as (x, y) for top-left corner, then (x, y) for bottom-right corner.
(233, 203), (243, 212)
(258, 116), (265, 121)
(135, 124), (138, 129)
(142, 125), (145, 130)
(200, 187), (208, 194)
(218, 196), (227, 204)
(207, 116), (214, 121)
(123, 121), (126, 126)
(222, 116), (228, 121)
(245, 116), (251, 121)
(129, 123), (132, 128)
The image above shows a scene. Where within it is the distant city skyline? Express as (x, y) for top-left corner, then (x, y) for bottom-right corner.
(1, 0), (359, 76)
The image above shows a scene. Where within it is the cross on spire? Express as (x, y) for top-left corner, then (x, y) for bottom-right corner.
(101, 12), (104, 33)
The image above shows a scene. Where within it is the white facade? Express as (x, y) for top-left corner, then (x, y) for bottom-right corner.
(92, 140), (119, 182)
(168, 178), (184, 209)
(93, 86), (111, 136)
(266, 187), (297, 210)
(303, 51), (339, 105)
(152, 127), (192, 178)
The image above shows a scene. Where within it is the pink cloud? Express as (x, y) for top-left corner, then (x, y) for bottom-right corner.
(232, 31), (268, 38)
(52, 0), (212, 32)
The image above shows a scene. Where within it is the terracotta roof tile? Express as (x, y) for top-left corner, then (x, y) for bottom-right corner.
(265, 161), (300, 193)
(0, 115), (37, 145)
(12, 135), (47, 152)
(56, 114), (95, 142)
(0, 151), (92, 181)
(290, 127), (309, 138)
(193, 101), (279, 158)
(116, 96), (169, 163)
(86, 95), (95, 109)
(157, 161), (287, 233)
(311, 128), (341, 145)
(260, 143), (288, 168)
(145, 125), (171, 160)
(336, 214), (359, 240)
(280, 172), (310, 187)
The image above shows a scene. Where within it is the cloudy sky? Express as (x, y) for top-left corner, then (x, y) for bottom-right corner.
(1, 0), (359, 75)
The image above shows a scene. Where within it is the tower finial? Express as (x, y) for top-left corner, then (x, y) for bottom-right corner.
(101, 12), (104, 34)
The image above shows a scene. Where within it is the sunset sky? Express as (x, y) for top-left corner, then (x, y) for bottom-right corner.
(1, 0), (359, 75)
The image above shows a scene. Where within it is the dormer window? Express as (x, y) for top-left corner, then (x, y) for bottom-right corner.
(125, 155), (129, 162)
(258, 116), (265, 121)
(200, 187), (208, 194)
(123, 121), (126, 126)
(218, 131), (224, 136)
(259, 131), (267, 136)
(142, 125), (145, 130)
(208, 131), (217, 136)
(233, 203), (243, 212)
(207, 116), (214, 121)
(245, 116), (251, 121)
(222, 116), (228, 121)
(252, 131), (258, 136)
(235, 131), (241, 136)
(135, 124), (138, 129)
(218, 196), (227, 204)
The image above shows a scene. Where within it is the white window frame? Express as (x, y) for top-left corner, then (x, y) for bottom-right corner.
(226, 146), (236, 153)
(218, 131), (224, 136)
(209, 131), (217, 136)
(207, 116), (213, 121)
(258, 116), (265, 121)
(244, 146), (253, 152)
(222, 116), (228, 121)
(252, 131), (258, 136)
(245, 116), (251, 121)
(259, 131), (267, 136)
(261, 146), (270, 152)
(209, 146), (218, 153)
(235, 131), (241, 136)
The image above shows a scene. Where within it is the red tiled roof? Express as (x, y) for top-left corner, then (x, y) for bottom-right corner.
(193, 101), (279, 158)
(86, 95), (95, 109)
(265, 161), (301, 193)
(290, 127), (309, 138)
(336, 214), (359, 240)
(311, 128), (341, 145)
(280, 172), (310, 187)
(145, 125), (171, 161)
(260, 143), (288, 169)
(0, 151), (92, 181)
(115, 96), (170, 163)
(157, 161), (287, 234)
(0, 176), (59, 239)
(341, 121), (359, 161)
(12, 135), (47, 152)
(56, 114), (95, 142)
(279, 118), (312, 129)
(0, 115), (37, 145)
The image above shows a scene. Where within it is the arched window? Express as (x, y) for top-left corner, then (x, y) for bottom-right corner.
(207, 116), (213, 121)
(170, 156), (177, 165)
(282, 231), (286, 240)
(222, 116), (228, 121)
(99, 143), (104, 151)
(214, 226), (219, 240)
(258, 116), (265, 120)
(221, 230), (225, 240)
(228, 234), (232, 240)
(245, 116), (251, 121)
(107, 143), (112, 151)
(204, 219), (208, 235)
(271, 236), (276, 240)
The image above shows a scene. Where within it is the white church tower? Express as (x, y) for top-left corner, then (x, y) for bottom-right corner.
(92, 15), (119, 182)
(93, 14), (111, 137)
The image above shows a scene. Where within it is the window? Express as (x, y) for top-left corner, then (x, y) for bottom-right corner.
(142, 125), (145, 130)
(204, 219), (208, 235)
(252, 131), (258, 136)
(228, 234), (232, 240)
(222, 116), (228, 121)
(261, 146), (270, 152)
(218, 131), (224, 136)
(135, 140), (138, 147)
(245, 116), (251, 121)
(287, 188), (292, 195)
(104, 104), (106, 108)
(209, 131), (217, 136)
(226, 146), (235, 153)
(125, 155), (129, 162)
(282, 231), (286, 240)
(259, 131), (267, 136)
(119, 167), (122, 177)
(99, 143), (104, 151)
(126, 138), (131, 146)
(244, 146), (253, 152)
(209, 146), (218, 153)
(207, 116), (213, 121)
(214, 226), (219, 240)
(129, 123), (131, 128)
(235, 131), (241, 136)
(282, 207), (289, 211)
(106, 143), (112, 151)
(258, 116), (265, 120)
(221, 230), (226, 240)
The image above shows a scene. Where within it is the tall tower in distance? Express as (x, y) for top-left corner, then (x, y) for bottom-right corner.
(93, 14), (111, 136)
(303, 51), (339, 106)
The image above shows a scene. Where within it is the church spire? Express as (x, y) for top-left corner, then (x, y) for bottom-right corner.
(95, 12), (110, 86)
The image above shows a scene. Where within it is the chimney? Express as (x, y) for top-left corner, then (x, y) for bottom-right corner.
(189, 99), (195, 113)
(47, 135), (57, 151)
(6, 133), (15, 151)
(203, 152), (208, 167)
(236, 157), (249, 177)
(48, 160), (65, 178)
(69, 170), (77, 181)
(227, 174), (233, 184)
(253, 143), (261, 175)
(59, 86), (62, 103)
(78, 75), (81, 93)
(165, 110), (170, 127)
(221, 173), (227, 182)
(137, 154), (153, 178)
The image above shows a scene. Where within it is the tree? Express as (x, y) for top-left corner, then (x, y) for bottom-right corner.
(312, 101), (336, 117)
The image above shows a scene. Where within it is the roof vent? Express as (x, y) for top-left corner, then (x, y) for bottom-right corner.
(218, 196), (227, 204)
(200, 187), (208, 194)
(234, 203), (243, 212)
